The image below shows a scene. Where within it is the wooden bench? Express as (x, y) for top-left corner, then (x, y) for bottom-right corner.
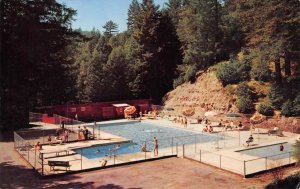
(48, 160), (71, 172)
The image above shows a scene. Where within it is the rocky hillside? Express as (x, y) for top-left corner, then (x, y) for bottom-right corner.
(162, 70), (300, 133)
(162, 71), (238, 117)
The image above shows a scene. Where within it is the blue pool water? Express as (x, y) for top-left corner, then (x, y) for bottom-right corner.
(237, 143), (292, 159)
(75, 122), (222, 159)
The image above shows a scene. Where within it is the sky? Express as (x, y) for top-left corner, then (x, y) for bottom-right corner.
(57, 0), (169, 32)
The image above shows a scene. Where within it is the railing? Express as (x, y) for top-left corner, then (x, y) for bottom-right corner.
(14, 120), (296, 177)
(29, 112), (44, 122)
(183, 144), (296, 177)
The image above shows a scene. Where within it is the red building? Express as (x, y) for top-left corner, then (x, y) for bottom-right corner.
(37, 99), (151, 121)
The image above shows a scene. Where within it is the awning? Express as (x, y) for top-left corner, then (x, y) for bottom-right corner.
(112, 103), (130, 108)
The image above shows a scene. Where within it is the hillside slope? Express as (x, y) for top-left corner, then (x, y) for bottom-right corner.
(163, 71), (238, 117)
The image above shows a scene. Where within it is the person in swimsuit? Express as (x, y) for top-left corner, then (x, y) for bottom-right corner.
(153, 137), (158, 156)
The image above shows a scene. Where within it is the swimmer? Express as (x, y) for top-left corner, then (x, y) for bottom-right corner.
(95, 149), (101, 153)
(112, 144), (120, 150)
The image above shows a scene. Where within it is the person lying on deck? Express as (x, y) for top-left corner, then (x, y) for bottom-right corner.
(209, 126), (214, 133)
(55, 136), (63, 144)
(202, 126), (209, 132)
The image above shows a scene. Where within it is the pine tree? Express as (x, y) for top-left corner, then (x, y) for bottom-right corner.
(103, 20), (118, 38)
(1, 0), (78, 130)
(127, 0), (140, 32)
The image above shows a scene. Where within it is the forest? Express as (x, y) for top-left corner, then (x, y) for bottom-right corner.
(1, 0), (300, 130)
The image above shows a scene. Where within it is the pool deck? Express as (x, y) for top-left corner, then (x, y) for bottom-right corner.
(28, 118), (299, 176)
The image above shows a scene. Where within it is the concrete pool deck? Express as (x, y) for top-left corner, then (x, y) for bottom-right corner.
(24, 118), (299, 176)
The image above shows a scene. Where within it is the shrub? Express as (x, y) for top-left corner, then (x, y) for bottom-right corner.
(173, 76), (184, 89)
(293, 94), (300, 116)
(236, 96), (254, 113)
(236, 82), (254, 98)
(293, 140), (300, 165)
(251, 61), (271, 82)
(235, 83), (254, 113)
(184, 65), (197, 83)
(236, 57), (251, 81)
(173, 64), (197, 88)
(216, 62), (239, 85)
(258, 102), (274, 116)
(225, 85), (235, 95)
(265, 172), (300, 189)
(281, 100), (294, 117)
(269, 84), (286, 109)
(216, 57), (251, 86)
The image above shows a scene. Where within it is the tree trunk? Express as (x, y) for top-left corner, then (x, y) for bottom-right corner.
(274, 56), (282, 83)
(284, 51), (291, 77)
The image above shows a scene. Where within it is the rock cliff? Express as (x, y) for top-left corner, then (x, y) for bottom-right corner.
(162, 71), (238, 117)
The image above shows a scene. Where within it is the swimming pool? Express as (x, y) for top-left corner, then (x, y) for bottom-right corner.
(76, 122), (222, 159)
(236, 143), (292, 159)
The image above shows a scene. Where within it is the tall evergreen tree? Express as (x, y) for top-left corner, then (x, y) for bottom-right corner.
(127, 0), (141, 32)
(1, 0), (78, 130)
(230, 0), (300, 83)
(176, 0), (224, 84)
(103, 20), (118, 38)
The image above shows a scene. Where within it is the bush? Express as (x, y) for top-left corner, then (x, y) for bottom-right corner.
(236, 96), (254, 113)
(293, 140), (300, 164)
(216, 57), (251, 86)
(269, 84), (286, 109)
(265, 172), (300, 189)
(225, 85), (235, 95)
(237, 57), (251, 81)
(251, 61), (271, 82)
(216, 62), (240, 85)
(235, 83), (254, 113)
(293, 94), (300, 116)
(173, 64), (197, 88)
(236, 82), (254, 98)
(281, 100), (294, 117)
(258, 102), (274, 116)
(173, 76), (184, 89)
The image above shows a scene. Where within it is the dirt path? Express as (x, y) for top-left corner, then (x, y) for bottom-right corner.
(1, 131), (271, 189)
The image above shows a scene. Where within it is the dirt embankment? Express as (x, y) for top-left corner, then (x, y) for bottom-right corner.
(162, 71), (300, 133)
(162, 71), (238, 117)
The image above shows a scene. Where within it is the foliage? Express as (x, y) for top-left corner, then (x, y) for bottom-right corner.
(236, 96), (253, 114)
(103, 20), (118, 38)
(216, 55), (251, 86)
(292, 140), (300, 165)
(235, 83), (254, 113)
(235, 83), (254, 98)
(268, 84), (286, 109)
(225, 85), (235, 95)
(251, 61), (272, 82)
(215, 62), (240, 85)
(258, 102), (274, 116)
(281, 100), (294, 117)
(293, 94), (300, 116)
(265, 172), (300, 189)
(1, 0), (78, 130)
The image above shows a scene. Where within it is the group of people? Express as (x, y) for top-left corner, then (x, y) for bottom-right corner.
(172, 116), (188, 128)
(77, 126), (91, 141)
(52, 127), (69, 144)
(202, 125), (214, 133)
(140, 137), (159, 156)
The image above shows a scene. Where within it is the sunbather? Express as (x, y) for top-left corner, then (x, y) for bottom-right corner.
(55, 136), (63, 144)
(209, 126), (213, 133)
(202, 126), (209, 132)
